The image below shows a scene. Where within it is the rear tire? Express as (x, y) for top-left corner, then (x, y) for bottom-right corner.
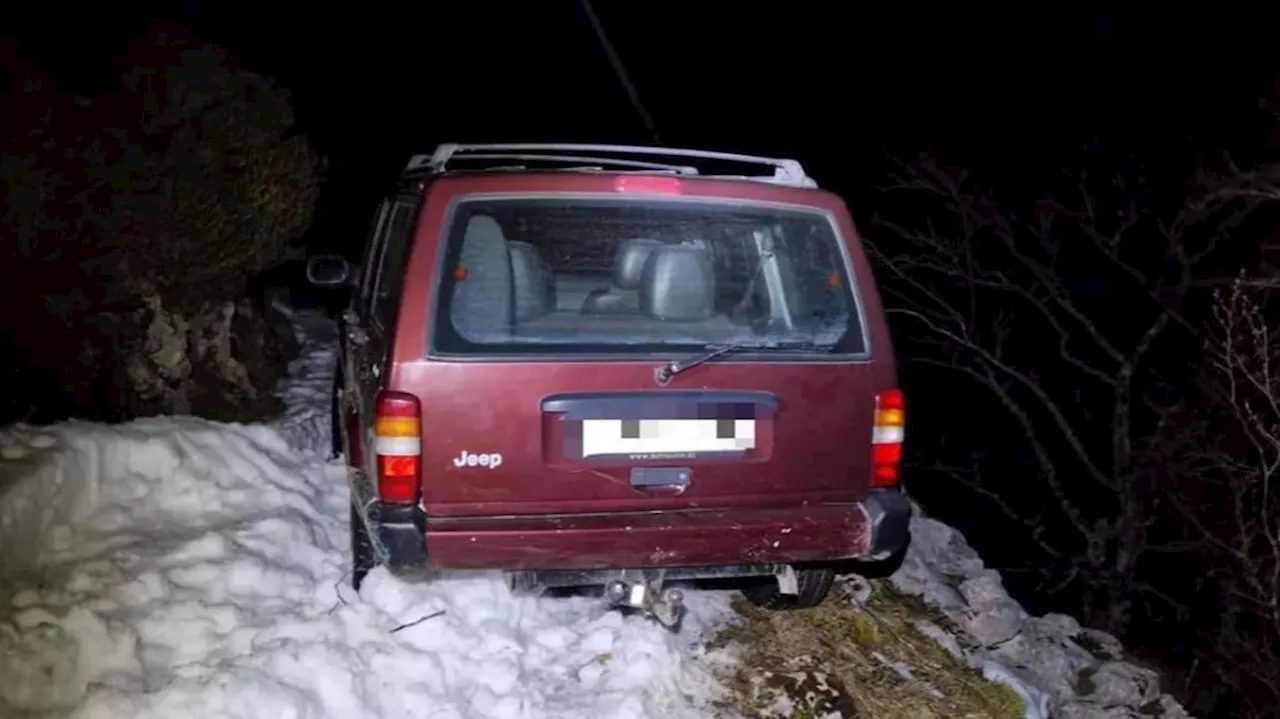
(330, 368), (343, 461)
(741, 566), (835, 610)
(351, 503), (377, 591)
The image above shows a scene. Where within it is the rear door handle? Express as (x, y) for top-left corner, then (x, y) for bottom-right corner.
(630, 467), (691, 494)
(633, 485), (687, 496)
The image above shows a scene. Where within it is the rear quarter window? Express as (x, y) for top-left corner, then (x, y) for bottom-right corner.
(371, 202), (417, 328)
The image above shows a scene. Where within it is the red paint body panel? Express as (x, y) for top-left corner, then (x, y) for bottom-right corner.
(400, 359), (877, 516)
(361, 170), (898, 569)
(424, 504), (872, 570)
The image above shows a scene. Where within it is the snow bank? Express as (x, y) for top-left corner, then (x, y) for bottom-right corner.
(0, 309), (736, 719)
(890, 514), (1194, 719)
(2, 301), (1192, 719)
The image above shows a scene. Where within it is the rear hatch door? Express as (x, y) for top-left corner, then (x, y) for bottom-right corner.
(407, 183), (883, 516)
(414, 359), (877, 516)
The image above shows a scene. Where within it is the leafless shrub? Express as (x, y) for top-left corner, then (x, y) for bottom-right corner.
(1154, 271), (1280, 715)
(865, 150), (1219, 635)
(866, 144), (1280, 715)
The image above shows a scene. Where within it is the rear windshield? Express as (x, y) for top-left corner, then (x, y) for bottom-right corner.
(430, 196), (867, 357)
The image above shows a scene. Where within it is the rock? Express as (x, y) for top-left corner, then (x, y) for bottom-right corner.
(889, 555), (969, 612)
(1144, 695), (1193, 719)
(1032, 613), (1082, 640)
(887, 555), (930, 596)
(981, 661), (1053, 718)
(124, 297), (193, 415)
(841, 575), (873, 607)
(961, 605), (1026, 647)
(959, 570), (1013, 610)
(1075, 628), (1126, 661)
(1055, 701), (1141, 719)
(990, 634), (1097, 698)
(1076, 662), (1160, 707)
(105, 295), (286, 422)
(141, 296), (191, 384)
(190, 300), (258, 398)
(887, 511), (1195, 719)
(907, 517), (986, 579)
(957, 571), (1027, 646)
(926, 583), (969, 613)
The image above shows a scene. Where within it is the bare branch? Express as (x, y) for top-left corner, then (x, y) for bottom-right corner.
(1160, 272), (1280, 708)
(868, 151), (1229, 637)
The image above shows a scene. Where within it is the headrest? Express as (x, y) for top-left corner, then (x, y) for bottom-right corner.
(508, 240), (553, 321)
(640, 245), (715, 322)
(450, 215), (513, 340)
(613, 238), (661, 289)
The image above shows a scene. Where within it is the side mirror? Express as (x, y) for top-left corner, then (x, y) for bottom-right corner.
(306, 254), (352, 287)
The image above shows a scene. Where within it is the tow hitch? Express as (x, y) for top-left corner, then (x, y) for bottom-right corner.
(512, 564), (798, 631)
(604, 577), (685, 630)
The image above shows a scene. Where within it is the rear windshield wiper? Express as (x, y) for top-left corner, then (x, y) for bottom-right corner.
(655, 340), (835, 384)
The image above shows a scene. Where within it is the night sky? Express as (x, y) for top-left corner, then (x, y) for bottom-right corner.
(12, 1), (1279, 249)
(6, 3), (1280, 713)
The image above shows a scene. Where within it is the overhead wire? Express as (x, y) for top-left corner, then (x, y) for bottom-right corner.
(575, 0), (662, 145)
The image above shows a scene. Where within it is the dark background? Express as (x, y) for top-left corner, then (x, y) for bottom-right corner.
(15, 1), (1278, 247)
(7, 1), (1280, 715)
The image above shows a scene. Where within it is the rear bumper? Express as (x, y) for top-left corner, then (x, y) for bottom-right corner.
(361, 486), (913, 573)
(864, 487), (912, 559)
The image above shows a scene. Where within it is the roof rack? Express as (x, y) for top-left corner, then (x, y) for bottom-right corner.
(406, 143), (817, 189)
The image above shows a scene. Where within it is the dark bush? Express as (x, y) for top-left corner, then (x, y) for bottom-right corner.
(0, 23), (321, 423)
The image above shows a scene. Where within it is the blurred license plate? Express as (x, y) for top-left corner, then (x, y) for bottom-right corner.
(580, 418), (756, 458)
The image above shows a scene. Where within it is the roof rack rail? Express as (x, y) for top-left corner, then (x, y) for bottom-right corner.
(430, 152), (700, 175)
(406, 143), (817, 188)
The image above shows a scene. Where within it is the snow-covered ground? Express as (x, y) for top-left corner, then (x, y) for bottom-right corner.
(0, 306), (736, 719)
(0, 302), (1192, 719)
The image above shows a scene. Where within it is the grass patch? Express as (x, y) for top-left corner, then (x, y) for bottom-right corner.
(711, 579), (1026, 719)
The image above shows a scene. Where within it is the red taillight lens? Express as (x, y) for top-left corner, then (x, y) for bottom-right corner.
(374, 391), (421, 504)
(870, 389), (905, 488)
(613, 175), (682, 194)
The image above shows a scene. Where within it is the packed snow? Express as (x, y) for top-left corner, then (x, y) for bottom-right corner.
(0, 306), (736, 719)
(0, 299), (1186, 719)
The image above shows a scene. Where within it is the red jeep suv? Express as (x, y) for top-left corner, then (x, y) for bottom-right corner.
(307, 143), (910, 627)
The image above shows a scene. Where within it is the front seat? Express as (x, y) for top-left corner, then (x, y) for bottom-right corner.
(508, 240), (555, 321)
(581, 238), (661, 315)
(640, 244), (716, 322)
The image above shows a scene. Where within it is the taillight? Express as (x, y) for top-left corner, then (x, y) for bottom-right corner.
(374, 391), (421, 504)
(870, 389), (905, 488)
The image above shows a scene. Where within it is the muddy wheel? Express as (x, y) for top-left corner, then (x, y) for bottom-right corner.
(351, 503), (377, 591)
(741, 566), (835, 610)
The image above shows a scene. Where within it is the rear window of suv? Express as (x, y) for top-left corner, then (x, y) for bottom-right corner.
(430, 196), (867, 357)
